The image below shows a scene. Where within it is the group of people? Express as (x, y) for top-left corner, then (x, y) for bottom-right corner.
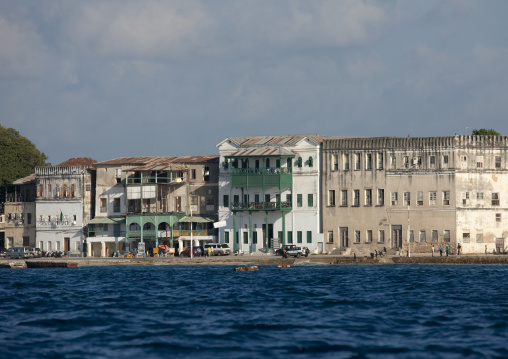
(432, 243), (463, 257)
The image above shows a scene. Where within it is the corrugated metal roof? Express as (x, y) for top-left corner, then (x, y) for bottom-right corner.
(97, 155), (219, 170)
(228, 134), (324, 147)
(227, 146), (295, 157)
(56, 158), (97, 167)
(13, 173), (36, 185)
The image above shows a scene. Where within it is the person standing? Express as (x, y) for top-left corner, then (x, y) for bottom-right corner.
(439, 245), (443, 256)
(445, 245), (449, 256)
(485, 245), (488, 255)
(432, 245), (435, 257)
(457, 243), (461, 256)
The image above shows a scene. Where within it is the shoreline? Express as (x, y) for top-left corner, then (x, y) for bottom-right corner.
(2, 254), (508, 267)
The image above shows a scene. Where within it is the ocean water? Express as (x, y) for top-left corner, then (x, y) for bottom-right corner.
(1, 264), (507, 359)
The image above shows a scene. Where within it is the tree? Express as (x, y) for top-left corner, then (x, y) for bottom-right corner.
(0, 124), (50, 206)
(472, 129), (500, 136)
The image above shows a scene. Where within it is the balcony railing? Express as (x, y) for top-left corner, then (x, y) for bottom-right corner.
(231, 167), (292, 175)
(126, 177), (185, 185)
(231, 201), (292, 211)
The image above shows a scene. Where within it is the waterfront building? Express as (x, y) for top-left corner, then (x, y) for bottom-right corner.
(322, 136), (508, 255)
(0, 174), (36, 248)
(217, 135), (325, 254)
(89, 156), (219, 257)
(35, 158), (96, 256)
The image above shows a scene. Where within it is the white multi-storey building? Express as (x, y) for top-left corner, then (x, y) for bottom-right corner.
(217, 135), (325, 254)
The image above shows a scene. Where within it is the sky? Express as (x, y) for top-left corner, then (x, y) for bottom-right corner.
(1, 0), (507, 166)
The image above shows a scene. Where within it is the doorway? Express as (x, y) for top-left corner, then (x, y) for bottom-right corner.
(262, 223), (273, 248)
(340, 227), (349, 248)
(391, 225), (402, 248)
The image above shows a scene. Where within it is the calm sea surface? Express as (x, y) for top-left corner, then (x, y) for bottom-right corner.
(1, 264), (507, 359)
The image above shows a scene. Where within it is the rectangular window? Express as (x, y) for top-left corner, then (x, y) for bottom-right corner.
(495, 156), (502, 168)
(288, 231), (293, 244)
(443, 191), (450, 206)
(477, 192), (484, 200)
(409, 230), (414, 243)
(365, 189), (372, 206)
(27, 213), (32, 225)
(244, 194), (249, 204)
(377, 189), (384, 206)
(191, 196), (198, 206)
(297, 231), (303, 243)
(113, 198), (121, 213)
(328, 190), (335, 206)
(355, 230), (360, 243)
(463, 232), (470, 243)
(297, 194), (303, 207)
(332, 154), (338, 171)
(432, 230), (438, 243)
(443, 155), (449, 168)
(403, 156), (409, 168)
(391, 155), (396, 169)
(327, 231), (334, 243)
(223, 195), (229, 208)
(477, 162), (483, 168)
(308, 194), (313, 207)
(353, 190), (360, 206)
(429, 192), (437, 206)
(403, 192), (410, 206)
(70, 184), (75, 197)
(391, 192), (398, 206)
(366, 154), (372, 170)
(275, 194), (280, 204)
(243, 232), (248, 244)
(366, 230), (372, 243)
(377, 153), (383, 169)
(419, 230), (426, 243)
(191, 169), (196, 179)
(355, 153), (361, 170)
(496, 213), (501, 222)
(444, 230), (450, 242)
(234, 195), (240, 205)
(100, 198), (107, 213)
(253, 232), (258, 244)
(379, 230), (385, 243)
(417, 191), (423, 206)
(343, 154), (349, 170)
(307, 231), (312, 244)
(341, 190), (348, 206)
(286, 194), (291, 204)
(225, 231), (230, 243)
(255, 194), (260, 203)
(492, 193), (500, 206)
(265, 194), (270, 203)
(430, 156), (436, 168)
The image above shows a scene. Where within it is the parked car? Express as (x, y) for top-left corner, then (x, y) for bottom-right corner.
(5, 247), (33, 259)
(204, 243), (231, 256)
(180, 247), (205, 257)
(0, 248), (7, 257)
(276, 245), (309, 258)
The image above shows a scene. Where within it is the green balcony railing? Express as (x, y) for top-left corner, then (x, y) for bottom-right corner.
(231, 201), (292, 211)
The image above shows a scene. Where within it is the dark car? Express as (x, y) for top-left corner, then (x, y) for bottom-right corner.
(180, 247), (205, 257)
(276, 245), (310, 258)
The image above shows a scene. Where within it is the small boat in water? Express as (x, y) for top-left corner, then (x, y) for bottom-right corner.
(234, 265), (259, 272)
(25, 261), (78, 268)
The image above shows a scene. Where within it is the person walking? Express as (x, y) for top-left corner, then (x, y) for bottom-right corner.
(445, 245), (449, 256)
(432, 245), (435, 257)
(439, 245), (443, 256)
(485, 245), (488, 255)
(457, 243), (461, 256)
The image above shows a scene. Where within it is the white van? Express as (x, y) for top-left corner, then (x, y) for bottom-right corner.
(5, 247), (33, 259)
(204, 243), (231, 256)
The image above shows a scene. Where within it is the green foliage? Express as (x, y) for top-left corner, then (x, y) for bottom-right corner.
(472, 128), (500, 136)
(0, 124), (50, 188)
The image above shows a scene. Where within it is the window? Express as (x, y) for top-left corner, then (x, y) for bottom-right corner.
(225, 231), (230, 243)
(297, 194), (303, 207)
(391, 155), (396, 169)
(366, 230), (372, 243)
(432, 230), (438, 243)
(343, 154), (350, 170)
(419, 230), (426, 243)
(265, 194), (270, 203)
(377, 189), (384, 206)
(377, 153), (383, 169)
(476, 230), (483, 243)
(223, 195), (229, 208)
(355, 153), (361, 170)
(191, 196), (198, 206)
(379, 230), (385, 243)
(492, 193), (500, 206)
(253, 232), (258, 244)
(70, 184), (75, 197)
(327, 231), (334, 243)
(391, 192), (398, 206)
(307, 157), (313, 167)
(204, 166), (210, 181)
(365, 189), (372, 206)
(255, 160), (260, 169)
(495, 156), (502, 168)
(296, 157), (302, 168)
(443, 191), (450, 206)
(403, 156), (409, 168)
(341, 190), (348, 206)
(328, 190), (335, 206)
(266, 158), (270, 168)
(477, 192), (484, 200)
(287, 158), (292, 168)
(47, 184), (51, 197)
(275, 194), (280, 204)
(463, 232), (470, 243)
(417, 191), (423, 206)
(430, 156), (436, 168)
(297, 231), (302, 243)
(191, 169), (196, 179)
(444, 230), (450, 242)
(429, 192), (437, 206)
(243, 232), (248, 244)
(276, 159), (280, 168)
(255, 194), (260, 203)
(443, 155), (449, 168)
(477, 162), (483, 168)
(113, 198), (121, 213)
(307, 231), (312, 243)
(403, 192), (410, 206)
(286, 194), (291, 204)
(308, 194), (313, 207)
(353, 190), (360, 206)
(332, 154), (338, 171)
(409, 230), (414, 243)
(27, 213), (32, 225)
(496, 213), (501, 222)
(355, 230), (360, 243)
(366, 154), (372, 170)
(100, 198), (107, 213)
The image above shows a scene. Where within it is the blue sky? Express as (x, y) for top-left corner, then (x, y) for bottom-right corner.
(1, 0), (507, 165)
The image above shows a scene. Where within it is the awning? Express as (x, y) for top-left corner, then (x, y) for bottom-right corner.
(178, 216), (215, 223)
(88, 217), (126, 225)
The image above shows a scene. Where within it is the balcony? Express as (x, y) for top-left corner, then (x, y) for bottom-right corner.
(230, 167), (292, 188)
(231, 201), (292, 212)
(126, 176), (185, 185)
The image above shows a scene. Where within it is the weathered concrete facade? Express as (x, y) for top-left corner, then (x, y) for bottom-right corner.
(322, 136), (508, 256)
